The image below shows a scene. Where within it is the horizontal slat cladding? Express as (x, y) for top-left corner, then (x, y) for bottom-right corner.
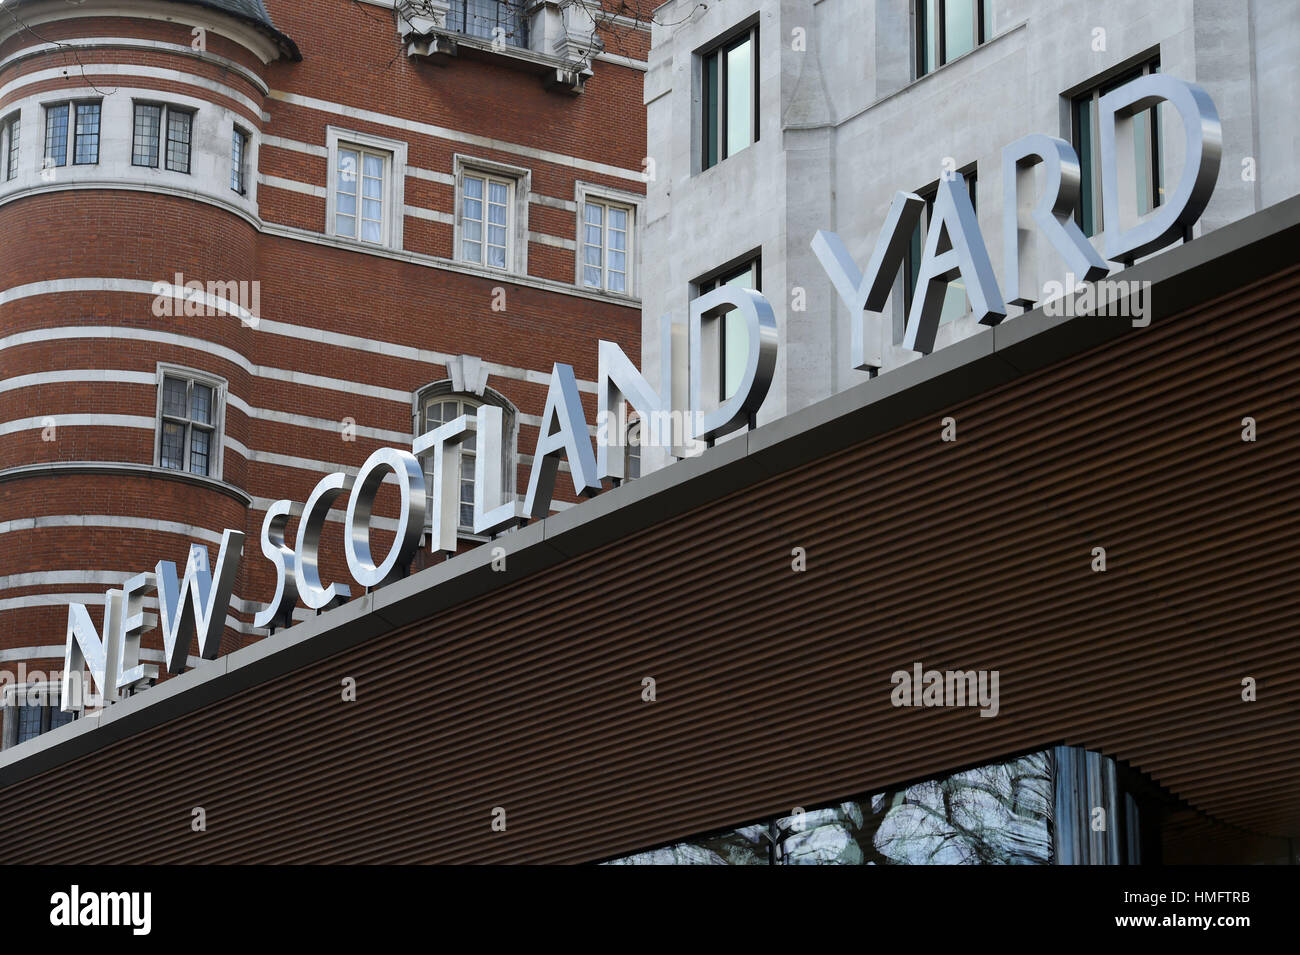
(3, 262), (1299, 864)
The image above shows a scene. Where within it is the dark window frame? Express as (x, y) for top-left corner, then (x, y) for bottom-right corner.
(903, 167), (977, 322)
(43, 98), (101, 168)
(1070, 57), (1163, 238)
(700, 23), (760, 172)
(697, 254), (762, 402)
(916, 0), (992, 79)
(132, 101), (195, 174)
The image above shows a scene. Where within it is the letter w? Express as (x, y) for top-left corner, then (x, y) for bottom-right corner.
(811, 191), (924, 374)
(155, 529), (245, 673)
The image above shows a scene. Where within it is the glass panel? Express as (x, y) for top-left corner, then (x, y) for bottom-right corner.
(337, 191), (357, 216)
(703, 51), (719, 169)
(362, 198), (383, 221)
(44, 103), (69, 167)
(945, 0), (977, 61)
(464, 198), (482, 223)
(49, 706), (74, 730)
(338, 148), (359, 187)
(585, 202), (603, 226)
(463, 219), (482, 242)
(487, 225), (506, 247)
(132, 103), (161, 167)
(190, 383), (213, 424)
(609, 271), (626, 293)
(361, 218), (382, 243)
(464, 175), (483, 199)
(486, 244), (506, 269)
(609, 250), (626, 272)
(720, 265), (755, 400)
(583, 265), (602, 288)
(724, 35), (753, 158)
(162, 377), (188, 418)
(231, 129), (245, 193)
(923, 0), (938, 75)
(362, 175), (382, 200)
(190, 427), (211, 476)
(609, 207), (627, 231)
(488, 180), (508, 205)
(160, 421), (186, 470)
(73, 102), (100, 164)
(363, 153), (384, 179)
(17, 705), (43, 744)
(1075, 95), (1097, 236)
(336, 213), (356, 238)
(462, 239), (481, 262)
(584, 245), (601, 267)
(6, 116), (19, 180)
(165, 109), (192, 174)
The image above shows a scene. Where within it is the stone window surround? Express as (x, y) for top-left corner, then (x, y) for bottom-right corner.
(0, 86), (260, 215)
(325, 126), (408, 251)
(573, 179), (643, 298)
(453, 153), (531, 275)
(153, 362), (228, 481)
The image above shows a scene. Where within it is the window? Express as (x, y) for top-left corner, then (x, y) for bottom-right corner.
(3, 685), (76, 750)
(1, 112), (18, 181)
(156, 370), (223, 478)
(698, 257), (760, 401)
(44, 100), (100, 167)
(625, 416), (642, 481)
(904, 171), (977, 326)
(459, 171), (512, 269)
(1072, 59), (1163, 238)
(701, 25), (758, 171)
(335, 144), (388, 243)
(581, 198), (633, 293)
(416, 386), (516, 535)
(133, 103), (194, 173)
(446, 0), (528, 48)
(231, 127), (249, 195)
(327, 129), (407, 249)
(916, 0), (992, 77)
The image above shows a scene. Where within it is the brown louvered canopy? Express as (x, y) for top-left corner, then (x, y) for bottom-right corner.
(1, 198), (1297, 863)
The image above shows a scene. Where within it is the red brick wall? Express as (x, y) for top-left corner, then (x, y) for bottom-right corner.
(0, 0), (646, 695)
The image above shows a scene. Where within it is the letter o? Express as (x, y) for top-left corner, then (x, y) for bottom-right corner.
(344, 447), (427, 588)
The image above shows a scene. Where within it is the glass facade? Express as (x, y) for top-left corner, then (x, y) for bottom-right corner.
(605, 748), (1158, 865)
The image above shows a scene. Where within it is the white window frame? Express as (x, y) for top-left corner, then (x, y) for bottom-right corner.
(453, 154), (530, 274)
(574, 181), (642, 297)
(326, 126), (407, 250)
(153, 364), (227, 480)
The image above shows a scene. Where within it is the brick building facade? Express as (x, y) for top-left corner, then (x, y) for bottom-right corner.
(0, 0), (648, 745)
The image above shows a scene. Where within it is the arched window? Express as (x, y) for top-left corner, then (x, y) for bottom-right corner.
(414, 381), (517, 535)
